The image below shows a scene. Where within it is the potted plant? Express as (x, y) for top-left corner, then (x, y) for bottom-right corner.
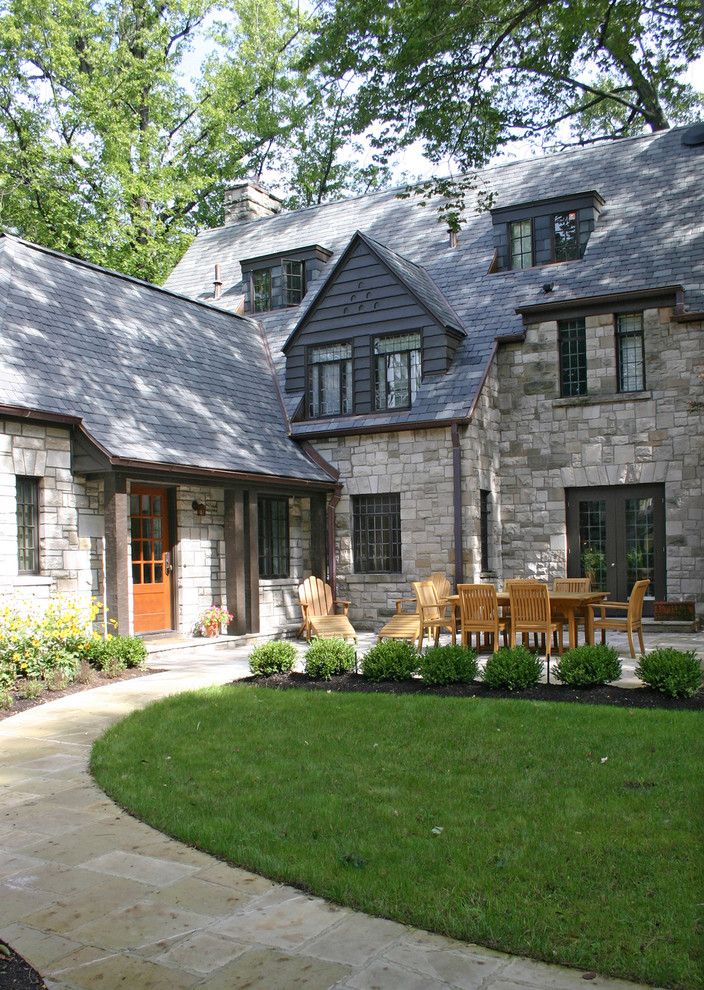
(581, 546), (606, 588)
(195, 605), (233, 638)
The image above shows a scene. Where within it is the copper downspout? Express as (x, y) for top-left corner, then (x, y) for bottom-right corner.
(451, 422), (464, 588)
(327, 484), (342, 599)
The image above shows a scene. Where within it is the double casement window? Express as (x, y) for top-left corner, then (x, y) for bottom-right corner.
(309, 343), (353, 417)
(16, 476), (39, 574)
(616, 312), (645, 392)
(373, 332), (422, 410)
(558, 318), (587, 397)
(353, 494), (401, 573)
(509, 220), (533, 269)
(258, 497), (290, 579)
(252, 269), (272, 313)
(283, 260), (305, 305)
(553, 211), (579, 261)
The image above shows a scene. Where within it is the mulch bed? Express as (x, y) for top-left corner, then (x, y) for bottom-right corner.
(0, 944), (47, 990)
(243, 671), (704, 710)
(0, 666), (164, 721)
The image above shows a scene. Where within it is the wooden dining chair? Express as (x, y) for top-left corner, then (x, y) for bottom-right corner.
(457, 583), (508, 653)
(508, 580), (564, 681)
(552, 577), (591, 644)
(590, 579), (649, 658)
(298, 576), (351, 642)
(393, 572), (457, 642)
(412, 580), (456, 649)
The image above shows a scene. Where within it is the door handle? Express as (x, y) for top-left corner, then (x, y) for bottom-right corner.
(164, 552), (173, 575)
(610, 562), (616, 568)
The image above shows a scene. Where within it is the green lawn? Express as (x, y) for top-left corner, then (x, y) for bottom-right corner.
(91, 686), (703, 988)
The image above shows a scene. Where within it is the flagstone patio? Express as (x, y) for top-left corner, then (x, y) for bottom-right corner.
(2, 631), (699, 989)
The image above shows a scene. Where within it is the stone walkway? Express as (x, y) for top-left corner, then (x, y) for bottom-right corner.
(3, 632), (697, 990)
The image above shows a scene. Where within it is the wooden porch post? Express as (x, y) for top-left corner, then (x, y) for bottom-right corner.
(310, 493), (327, 579)
(103, 473), (130, 635)
(224, 488), (247, 635)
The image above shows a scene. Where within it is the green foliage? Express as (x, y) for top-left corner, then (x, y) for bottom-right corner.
(0, 596), (100, 683)
(304, 638), (356, 680)
(361, 640), (418, 682)
(419, 644), (478, 686)
(0, 660), (15, 690)
(86, 636), (147, 674)
(554, 645), (622, 688)
(0, 688), (12, 710)
(249, 640), (297, 676)
(18, 678), (45, 700)
(635, 649), (703, 699)
(482, 646), (543, 691)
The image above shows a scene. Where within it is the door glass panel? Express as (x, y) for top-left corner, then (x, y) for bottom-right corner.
(578, 500), (607, 590)
(131, 517), (141, 537)
(140, 495), (149, 512)
(141, 541), (150, 560)
(153, 540), (162, 560)
(142, 518), (152, 538)
(130, 495), (139, 515)
(626, 498), (654, 595)
(154, 563), (163, 582)
(131, 541), (141, 561)
(153, 518), (161, 538)
(132, 563), (141, 584)
(152, 496), (161, 514)
(143, 563), (153, 583)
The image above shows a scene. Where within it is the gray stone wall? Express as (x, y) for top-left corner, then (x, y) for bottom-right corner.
(0, 421), (97, 609)
(259, 496), (311, 633)
(496, 307), (704, 612)
(174, 485), (226, 634)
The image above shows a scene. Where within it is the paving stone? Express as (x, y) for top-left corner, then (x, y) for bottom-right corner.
(302, 913), (406, 966)
(80, 850), (200, 886)
(52, 952), (200, 989)
(196, 947), (351, 989)
(148, 930), (250, 975)
(0, 828), (48, 850)
(496, 957), (656, 989)
(215, 892), (343, 949)
(20, 877), (153, 933)
(194, 860), (273, 894)
(0, 883), (59, 923)
(0, 922), (81, 970)
(66, 901), (214, 951)
(346, 957), (455, 989)
(381, 936), (506, 988)
(4, 862), (108, 899)
(139, 875), (260, 916)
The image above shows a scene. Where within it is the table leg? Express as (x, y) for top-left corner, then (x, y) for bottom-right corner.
(584, 605), (595, 646)
(566, 606), (578, 650)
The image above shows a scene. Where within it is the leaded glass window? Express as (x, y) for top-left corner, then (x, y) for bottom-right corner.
(553, 211), (579, 261)
(578, 500), (607, 590)
(258, 497), (290, 579)
(558, 318), (587, 397)
(510, 219), (533, 269)
(373, 333), (421, 410)
(309, 343), (353, 417)
(353, 494), (401, 573)
(283, 260), (305, 305)
(17, 476), (39, 574)
(616, 312), (645, 392)
(252, 269), (272, 312)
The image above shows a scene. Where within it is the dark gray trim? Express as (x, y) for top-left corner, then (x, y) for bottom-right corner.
(516, 285), (681, 322)
(240, 244), (333, 269)
(491, 190), (605, 224)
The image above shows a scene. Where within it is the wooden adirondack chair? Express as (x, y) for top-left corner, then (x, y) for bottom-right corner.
(298, 576), (351, 642)
(590, 578), (649, 658)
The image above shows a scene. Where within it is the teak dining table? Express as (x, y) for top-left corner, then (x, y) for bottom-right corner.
(446, 590), (609, 650)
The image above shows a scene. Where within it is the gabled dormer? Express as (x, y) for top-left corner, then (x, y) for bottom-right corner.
(240, 244), (332, 313)
(490, 191), (605, 272)
(282, 231), (465, 420)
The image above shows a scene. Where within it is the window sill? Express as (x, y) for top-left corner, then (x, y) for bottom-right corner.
(553, 390), (653, 408)
(13, 575), (53, 587)
(259, 577), (296, 586)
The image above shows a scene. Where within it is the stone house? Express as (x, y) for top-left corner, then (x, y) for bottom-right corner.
(1, 125), (702, 635)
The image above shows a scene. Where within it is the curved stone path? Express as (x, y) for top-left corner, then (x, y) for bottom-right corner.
(0, 644), (658, 990)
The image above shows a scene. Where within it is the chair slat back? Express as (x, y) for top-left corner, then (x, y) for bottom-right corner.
(554, 578), (591, 593)
(412, 580), (442, 621)
(298, 576), (333, 618)
(508, 580), (550, 625)
(628, 579), (650, 621)
(457, 584), (498, 629)
(430, 572), (451, 602)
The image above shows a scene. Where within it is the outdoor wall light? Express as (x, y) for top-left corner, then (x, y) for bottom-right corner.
(192, 499), (207, 517)
(542, 282), (555, 293)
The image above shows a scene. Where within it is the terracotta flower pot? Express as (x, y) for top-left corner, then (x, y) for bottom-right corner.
(205, 622), (220, 638)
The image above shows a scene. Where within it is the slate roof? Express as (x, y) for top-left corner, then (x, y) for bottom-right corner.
(166, 126), (704, 433)
(0, 236), (331, 483)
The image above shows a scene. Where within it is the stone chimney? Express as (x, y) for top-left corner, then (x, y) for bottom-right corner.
(223, 180), (283, 225)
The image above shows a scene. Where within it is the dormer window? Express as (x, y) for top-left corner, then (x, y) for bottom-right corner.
(284, 260), (304, 305)
(492, 191), (603, 272)
(252, 269), (272, 312)
(308, 343), (353, 417)
(374, 332), (422, 410)
(240, 245), (332, 314)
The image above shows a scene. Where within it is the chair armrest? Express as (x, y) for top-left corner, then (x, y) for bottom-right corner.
(395, 597), (416, 614)
(591, 601), (629, 617)
(334, 599), (351, 616)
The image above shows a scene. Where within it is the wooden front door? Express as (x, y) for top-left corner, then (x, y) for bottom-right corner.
(130, 485), (173, 633)
(566, 484), (666, 616)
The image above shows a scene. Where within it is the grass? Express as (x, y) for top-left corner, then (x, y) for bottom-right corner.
(91, 686), (704, 988)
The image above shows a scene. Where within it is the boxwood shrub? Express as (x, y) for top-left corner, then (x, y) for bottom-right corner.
(635, 649), (703, 698)
(86, 635), (147, 675)
(482, 645), (543, 691)
(249, 640), (297, 676)
(419, 645), (478, 686)
(554, 644), (622, 688)
(305, 638), (356, 680)
(361, 640), (418, 682)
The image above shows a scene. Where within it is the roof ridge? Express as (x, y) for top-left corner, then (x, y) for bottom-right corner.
(0, 233), (251, 324)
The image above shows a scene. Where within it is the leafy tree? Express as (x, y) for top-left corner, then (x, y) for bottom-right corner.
(0, 0), (319, 281)
(308, 0), (703, 172)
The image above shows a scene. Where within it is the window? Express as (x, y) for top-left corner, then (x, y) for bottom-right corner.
(480, 490), (491, 572)
(616, 312), (645, 392)
(252, 269), (272, 312)
(553, 211), (579, 261)
(353, 494), (401, 573)
(374, 333), (421, 411)
(258, 497), (289, 578)
(558, 318), (587, 397)
(283, 260), (305, 305)
(16, 476), (39, 574)
(510, 219), (533, 269)
(309, 343), (353, 417)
